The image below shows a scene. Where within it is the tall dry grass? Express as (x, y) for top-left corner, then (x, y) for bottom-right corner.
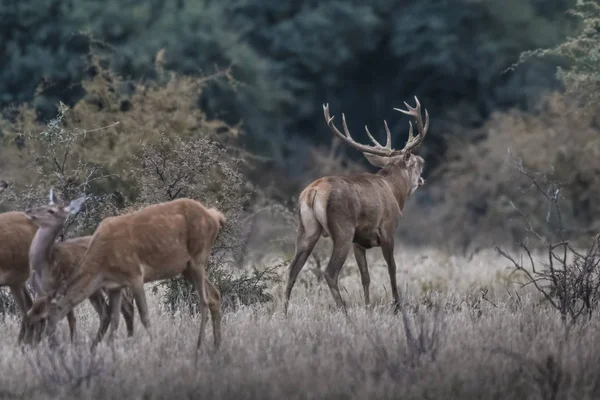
(1, 244), (598, 399)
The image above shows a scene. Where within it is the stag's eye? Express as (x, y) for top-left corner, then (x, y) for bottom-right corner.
(47, 209), (54, 214)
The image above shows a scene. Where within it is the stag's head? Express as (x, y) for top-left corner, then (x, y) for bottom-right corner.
(24, 188), (86, 228)
(323, 96), (429, 195)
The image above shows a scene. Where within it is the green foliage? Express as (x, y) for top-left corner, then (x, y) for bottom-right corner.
(0, 0), (577, 178)
(517, 0), (600, 105)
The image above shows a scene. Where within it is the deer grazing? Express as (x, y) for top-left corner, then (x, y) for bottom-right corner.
(284, 97), (429, 314)
(26, 198), (224, 351)
(22, 188), (136, 347)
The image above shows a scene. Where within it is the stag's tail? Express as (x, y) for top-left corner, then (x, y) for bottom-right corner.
(207, 208), (226, 228)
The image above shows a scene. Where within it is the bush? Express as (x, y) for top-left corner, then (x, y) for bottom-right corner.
(496, 158), (600, 325)
(0, 53), (281, 313)
(399, 1), (600, 252)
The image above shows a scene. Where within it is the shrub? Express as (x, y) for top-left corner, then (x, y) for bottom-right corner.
(496, 156), (600, 325)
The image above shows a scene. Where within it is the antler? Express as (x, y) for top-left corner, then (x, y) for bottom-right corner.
(323, 104), (394, 157)
(394, 96), (429, 154)
(323, 97), (429, 158)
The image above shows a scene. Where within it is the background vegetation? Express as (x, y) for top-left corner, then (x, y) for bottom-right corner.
(2, 1), (600, 397)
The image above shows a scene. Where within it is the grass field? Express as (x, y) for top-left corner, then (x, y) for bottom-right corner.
(0, 244), (599, 400)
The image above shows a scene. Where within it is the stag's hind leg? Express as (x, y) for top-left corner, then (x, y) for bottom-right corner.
(284, 208), (322, 316)
(324, 238), (352, 311)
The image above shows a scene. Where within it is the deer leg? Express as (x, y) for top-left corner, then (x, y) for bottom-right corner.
(10, 285), (32, 344)
(353, 244), (371, 308)
(381, 238), (401, 313)
(130, 282), (153, 341)
(324, 241), (352, 311)
(66, 311), (77, 343)
(107, 289), (123, 342)
(284, 222), (322, 316)
(205, 279), (222, 349)
(120, 288), (135, 337)
(186, 254), (210, 351)
(88, 291), (110, 349)
(183, 269), (221, 349)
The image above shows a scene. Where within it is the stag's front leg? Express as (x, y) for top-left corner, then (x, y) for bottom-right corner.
(380, 237), (401, 313)
(353, 244), (371, 308)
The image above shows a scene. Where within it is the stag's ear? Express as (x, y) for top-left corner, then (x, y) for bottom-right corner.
(64, 196), (86, 215)
(362, 152), (390, 168)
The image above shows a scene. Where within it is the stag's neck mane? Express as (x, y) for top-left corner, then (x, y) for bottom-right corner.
(375, 163), (413, 208)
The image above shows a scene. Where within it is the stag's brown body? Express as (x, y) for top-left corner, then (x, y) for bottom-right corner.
(28, 198), (223, 350)
(285, 97), (429, 313)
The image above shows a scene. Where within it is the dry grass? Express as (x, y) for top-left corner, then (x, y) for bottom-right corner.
(2, 243), (600, 399)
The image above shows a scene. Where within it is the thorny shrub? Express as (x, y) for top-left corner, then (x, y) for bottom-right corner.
(496, 157), (600, 326)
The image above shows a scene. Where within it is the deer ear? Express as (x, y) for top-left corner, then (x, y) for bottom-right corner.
(49, 187), (58, 205)
(403, 151), (412, 163)
(64, 196), (86, 215)
(362, 152), (390, 168)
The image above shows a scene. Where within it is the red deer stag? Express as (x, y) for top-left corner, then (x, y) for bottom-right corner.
(22, 188), (136, 347)
(284, 97), (429, 314)
(26, 198), (223, 351)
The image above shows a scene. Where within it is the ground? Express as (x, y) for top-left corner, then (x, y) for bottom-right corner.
(0, 244), (598, 399)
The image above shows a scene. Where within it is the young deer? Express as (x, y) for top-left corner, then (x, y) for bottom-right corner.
(284, 97), (429, 314)
(22, 189), (136, 347)
(26, 198), (224, 351)
(0, 210), (37, 342)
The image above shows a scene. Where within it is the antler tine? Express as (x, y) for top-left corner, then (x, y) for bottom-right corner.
(364, 125), (384, 148)
(383, 121), (392, 149)
(49, 187), (55, 205)
(322, 104), (392, 157)
(393, 96), (429, 154)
